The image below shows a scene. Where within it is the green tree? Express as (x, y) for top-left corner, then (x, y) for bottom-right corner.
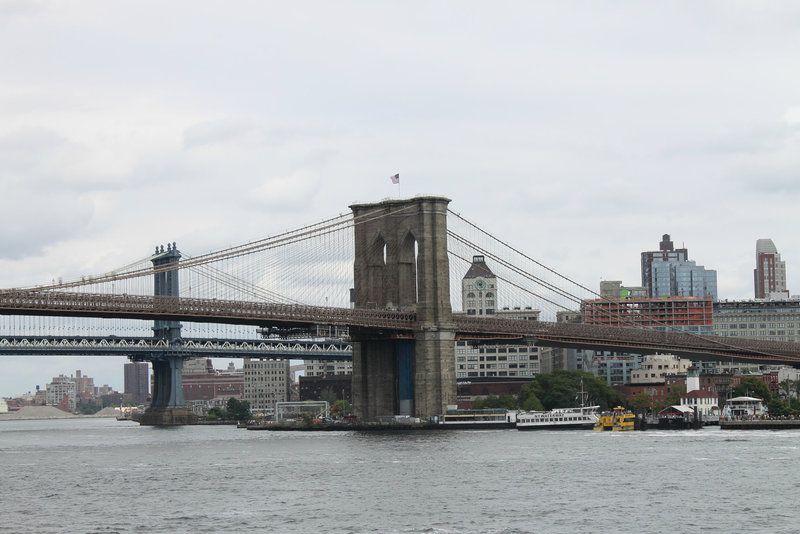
(665, 383), (686, 406)
(516, 383), (544, 411)
(496, 393), (517, 410)
(206, 407), (225, 421)
(226, 398), (251, 421)
(78, 403), (101, 415)
(331, 399), (351, 418)
(733, 377), (772, 402)
(472, 395), (494, 409)
(474, 394), (516, 410)
(319, 387), (338, 405)
(527, 370), (620, 410)
(629, 392), (653, 413)
(767, 398), (791, 417)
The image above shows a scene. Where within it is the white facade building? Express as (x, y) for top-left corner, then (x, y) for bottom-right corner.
(629, 353), (692, 384)
(302, 359), (353, 377)
(45, 375), (76, 412)
(455, 339), (540, 379)
(461, 255), (497, 316)
(242, 358), (291, 411)
(456, 256), (541, 378)
(713, 300), (800, 344)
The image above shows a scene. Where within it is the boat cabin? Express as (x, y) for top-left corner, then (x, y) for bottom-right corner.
(722, 396), (767, 419)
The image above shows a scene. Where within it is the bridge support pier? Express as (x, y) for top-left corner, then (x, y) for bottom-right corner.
(139, 244), (197, 426)
(139, 354), (197, 425)
(351, 197), (456, 421)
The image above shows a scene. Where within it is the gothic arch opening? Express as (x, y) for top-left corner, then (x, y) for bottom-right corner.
(398, 231), (418, 309)
(365, 233), (386, 308)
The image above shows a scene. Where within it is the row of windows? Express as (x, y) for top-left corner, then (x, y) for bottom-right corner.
(464, 284), (496, 290)
(457, 370), (531, 378)
(467, 300), (494, 315)
(642, 364), (679, 370)
(720, 330), (795, 336)
(720, 323), (795, 329)
(465, 292), (495, 299)
(458, 363), (529, 370)
(716, 314), (800, 321)
(455, 345), (537, 354)
(458, 355), (538, 363)
(456, 341), (539, 354)
(723, 333), (795, 341)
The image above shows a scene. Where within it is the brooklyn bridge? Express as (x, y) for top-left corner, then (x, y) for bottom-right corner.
(2, 196), (799, 423)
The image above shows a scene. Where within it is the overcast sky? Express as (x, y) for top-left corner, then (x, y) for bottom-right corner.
(2, 2), (799, 397)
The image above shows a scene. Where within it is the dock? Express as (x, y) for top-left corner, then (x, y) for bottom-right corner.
(720, 419), (800, 430)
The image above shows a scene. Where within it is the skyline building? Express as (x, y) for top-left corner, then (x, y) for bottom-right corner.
(538, 311), (590, 374)
(640, 234), (717, 301)
(455, 255), (541, 379)
(303, 359), (353, 377)
(124, 362), (149, 405)
(182, 358), (243, 404)
(45, 375), (76, 412)
(242, 358), (291, 412)
(461, 255), (497, 316)
(754, 238), (789, 299)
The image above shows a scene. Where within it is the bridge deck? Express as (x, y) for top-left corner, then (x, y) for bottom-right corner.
(2, 290), (800, 365)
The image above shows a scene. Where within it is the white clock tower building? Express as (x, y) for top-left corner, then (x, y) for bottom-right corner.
(455, 255), (542, 380)
(462, 255), (497, 316)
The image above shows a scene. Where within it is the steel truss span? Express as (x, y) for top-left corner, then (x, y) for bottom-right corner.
(2, 290), (800, 366)
(0, 335), (352, 360)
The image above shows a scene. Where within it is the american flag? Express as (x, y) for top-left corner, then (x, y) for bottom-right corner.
(390, 173), (399, 184)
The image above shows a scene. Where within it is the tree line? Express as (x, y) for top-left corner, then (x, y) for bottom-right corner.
(473, 370), (800, 416)
(473, 370), (623, 411)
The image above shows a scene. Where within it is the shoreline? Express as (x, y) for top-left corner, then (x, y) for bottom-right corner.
(0, 405), (121, 422)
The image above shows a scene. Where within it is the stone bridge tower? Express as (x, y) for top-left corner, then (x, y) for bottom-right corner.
(350, 196), (456, 420)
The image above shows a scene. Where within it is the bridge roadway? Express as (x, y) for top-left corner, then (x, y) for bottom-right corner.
(0, 335), (352, 360)
(2, 289), (800, 366)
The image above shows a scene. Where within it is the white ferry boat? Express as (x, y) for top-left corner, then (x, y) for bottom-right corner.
(516, 405), (600, 431)
(439, 409), (518, 429)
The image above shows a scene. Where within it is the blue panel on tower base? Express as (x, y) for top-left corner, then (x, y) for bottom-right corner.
(397, 340), (414, 415)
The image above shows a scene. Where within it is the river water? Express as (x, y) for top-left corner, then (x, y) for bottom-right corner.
(2, 418), (799, 534)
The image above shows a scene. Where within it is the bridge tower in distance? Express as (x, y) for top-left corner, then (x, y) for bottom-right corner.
(139, 243), (197, 425)
(350, 196), (456, 420)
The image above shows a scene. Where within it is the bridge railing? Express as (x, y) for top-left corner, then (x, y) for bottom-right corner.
(454, 315), (800, 362)
(0, 290), (416, 330)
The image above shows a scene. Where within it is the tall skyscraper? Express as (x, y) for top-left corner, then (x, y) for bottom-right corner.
(124, 362), (149, 405)
(640, 234), (717, 301)
(754, 238), (788, 299)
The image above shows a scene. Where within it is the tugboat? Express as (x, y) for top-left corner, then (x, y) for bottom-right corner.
(594, 406), (635, 431)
